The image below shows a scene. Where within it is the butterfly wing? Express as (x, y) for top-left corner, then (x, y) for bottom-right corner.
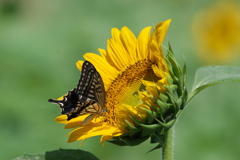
(48, 61), (106, 121)
(76, 61), (105, 106)
(48, 89), (80, 115)
(69, 100), (103, 125)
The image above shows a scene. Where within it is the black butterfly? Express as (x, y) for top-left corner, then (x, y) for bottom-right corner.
(48, 61), (106, 125)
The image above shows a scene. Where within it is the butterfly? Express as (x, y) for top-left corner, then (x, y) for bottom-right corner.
(48, 61), (106, 125)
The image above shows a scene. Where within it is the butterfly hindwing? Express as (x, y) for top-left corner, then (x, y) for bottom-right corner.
(48, 89), (80, 115)
(48, 61), (106, 123)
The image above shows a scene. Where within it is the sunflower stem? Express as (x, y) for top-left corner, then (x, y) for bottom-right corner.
(162, 127), (173, 160)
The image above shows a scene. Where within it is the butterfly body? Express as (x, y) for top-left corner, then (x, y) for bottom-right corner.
(48, 61), (106, 125)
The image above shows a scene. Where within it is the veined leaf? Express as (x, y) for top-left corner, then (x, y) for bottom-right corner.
(13, 154), (44, 160)
(13, 149), (99, 160)
(188, 66), (240, 104)
(45, 149), (99, 160)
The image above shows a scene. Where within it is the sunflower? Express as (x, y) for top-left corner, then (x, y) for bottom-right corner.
(55, 19), (187, 148)
(192, 1), (240, 64)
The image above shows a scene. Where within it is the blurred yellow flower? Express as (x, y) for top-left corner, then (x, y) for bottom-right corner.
(55, 20), (172, 145)
(192, 1), (240, 64)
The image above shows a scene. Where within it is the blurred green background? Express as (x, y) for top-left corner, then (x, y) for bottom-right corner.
(1, 0), (240, 160)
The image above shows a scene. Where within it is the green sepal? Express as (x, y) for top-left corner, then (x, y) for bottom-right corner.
(165, 73), (174, 84)
(127, 112), (144, 126)
(140, 123), (164, 137)
(140, 107), (157, 124)
(159, 93), (169, 103)
(167, 53), (182, 82)
(107, 137), (129, 146)
(147, 142), (164, 153)
(124, 119), (142, 138)
(164, 84), (179, 100)
(165, 44), (188, 112)
(181, 88), (188, 110)
(159, 119), (176, 128)
(150, 132), (165, 144)
(108, 135), (149, 146)
(148, 103), (161, 119)
(165, 92), (182, 112)
(154, 98), (169, 116)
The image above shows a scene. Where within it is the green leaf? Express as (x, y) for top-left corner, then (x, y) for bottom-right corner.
(13, 149), (99, 160)
(188, 66), (240, 104)
(13, 154), (44, 160)
(45, 149), (99, 160)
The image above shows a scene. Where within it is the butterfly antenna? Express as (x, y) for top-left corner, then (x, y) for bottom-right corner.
(48, 99), (61, 104)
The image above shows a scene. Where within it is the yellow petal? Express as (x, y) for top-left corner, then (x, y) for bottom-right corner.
(137, 26), (152, 60)
(76, 60), (84, 71)
(146, 86), (159, 98)
(108, 38), (129, 68)
(134, 104), (151, 118)
(64, 114), (89, 129)
(152, 64), (165, 78)
(100, 130), (123, 145)
(55, 115), (68, 124)
(98, 48), (107, 58)
(120, 26), (137, 61)
(155, 19), (171, 44)
(68, 123), (122, 143)
(142, 80), (156, 87)
(138, 91), (156, 106)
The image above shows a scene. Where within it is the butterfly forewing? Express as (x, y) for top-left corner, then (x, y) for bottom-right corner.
(76, 61), (105, 106)
(48, 61), (106, 123)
